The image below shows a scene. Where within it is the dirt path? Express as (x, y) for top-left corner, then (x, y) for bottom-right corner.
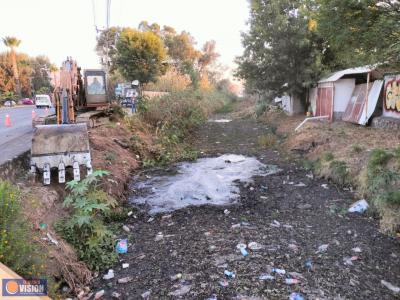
(93, 117), (400, 300)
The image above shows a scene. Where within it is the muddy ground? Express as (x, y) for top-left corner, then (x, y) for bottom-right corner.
(92, 117), (400, 300)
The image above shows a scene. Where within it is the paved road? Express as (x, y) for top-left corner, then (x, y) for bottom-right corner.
(0, 106), (54, 165)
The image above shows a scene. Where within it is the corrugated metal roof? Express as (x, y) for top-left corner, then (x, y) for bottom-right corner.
(318, 66), (374, 83)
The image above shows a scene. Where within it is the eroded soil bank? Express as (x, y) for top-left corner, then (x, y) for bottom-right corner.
(92, 117), (400, 299)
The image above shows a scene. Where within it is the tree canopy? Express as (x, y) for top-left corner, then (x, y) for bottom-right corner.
(114, 28), (167, 83)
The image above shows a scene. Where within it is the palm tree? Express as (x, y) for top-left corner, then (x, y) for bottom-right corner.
(2, 36), (21, 98)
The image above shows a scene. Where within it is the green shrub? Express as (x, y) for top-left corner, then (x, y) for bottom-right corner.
(329, 160), (349, 186)
(323, 152), (334, 162)
(56, 170), (118, 271)
(0, 181), (44, 277)
(369, 149), (392, 169)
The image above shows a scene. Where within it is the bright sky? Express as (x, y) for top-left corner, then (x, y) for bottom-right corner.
(0, 0), (249, 73)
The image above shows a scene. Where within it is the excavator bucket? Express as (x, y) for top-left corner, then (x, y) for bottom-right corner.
(30, 123), (92, 185)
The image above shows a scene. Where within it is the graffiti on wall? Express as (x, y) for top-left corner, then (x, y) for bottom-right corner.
(384, 77), (400, 113)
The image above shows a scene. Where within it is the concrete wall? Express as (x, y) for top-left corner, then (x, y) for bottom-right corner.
(333, 78), (355, 113)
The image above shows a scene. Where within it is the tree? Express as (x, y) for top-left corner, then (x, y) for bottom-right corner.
(316, 0), (400, 68)
(114, 28), (167, 83)
(236, 0), (321, 101)
(95, 26), (123, 71)
(2, 36), (21, 98)
(30, 55), (52, 93)
(198, 40), (219, 73)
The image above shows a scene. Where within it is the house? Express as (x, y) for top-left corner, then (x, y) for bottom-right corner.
(310, 66), (383, 124)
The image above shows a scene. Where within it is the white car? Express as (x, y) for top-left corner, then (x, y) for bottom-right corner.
(35, 94), (52, 108)
(3, 100), (16, 107)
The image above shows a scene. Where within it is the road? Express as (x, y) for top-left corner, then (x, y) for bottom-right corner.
(0, 106), (54, 165)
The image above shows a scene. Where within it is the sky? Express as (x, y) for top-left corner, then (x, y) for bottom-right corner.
(0, 0), (249, 75)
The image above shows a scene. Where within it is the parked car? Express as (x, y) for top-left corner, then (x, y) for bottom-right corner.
(22, 98), (34, 105)
(35, 94), (52, 108)
(3, 100), (16, 107)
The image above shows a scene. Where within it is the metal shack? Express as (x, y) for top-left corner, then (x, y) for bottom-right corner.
(311, 66), (383, 124)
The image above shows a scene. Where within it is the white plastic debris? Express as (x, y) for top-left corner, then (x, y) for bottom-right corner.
(103, 269), (114, 280)
(381, 280), (400, 294)
(170, 273), (182, 281)
(168, 285), (191, 296)
(348, 199), (369, 213)
(154, 233), (164, 241)
(122, 263), (129, 269)
(231, 223), (241, 229)
(46, 233), (59, 246)
(259, 274), (274, 281)
(122, 225), (130, 232)
(321, 184), (329, 189)
(236, 243), (247, 250)
(141, 290), (151, 299)
(94, 290), (105, 299)
(294, 182), (306, 187)
(127, 211), (133, 216)
(111, 292), (121, 299)
(316, 244), (329, 253)
(352, 247), (362, 253)
(224, 209), (230, 215)
(117, 277), (132, 284)
(248, 242), (263, 250)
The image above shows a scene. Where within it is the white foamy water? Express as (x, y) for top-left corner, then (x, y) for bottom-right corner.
(130, 154), (280, 214)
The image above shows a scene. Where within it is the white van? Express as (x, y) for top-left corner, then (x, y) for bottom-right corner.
(35, 94), (52, 108)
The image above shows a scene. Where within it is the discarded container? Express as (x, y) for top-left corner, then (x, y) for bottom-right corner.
(103, 269), (114, 280)
(348, 199), (369, 213)
(236, 243), (247, 250)
(285, 278), (299, 285)
(381, 280), (400, 294)
(272, 268), (286, 275)
(305, 259), (313, 271)
(259, 274), (274, 281)
(289, 292), (305, 300)
(122, 263), (129, 269)
(116, 239), (128, 254)
(240, 248), (249, 257)
(224, 209), (230, 215)
(224, 270), (236, 279)
(122, 225), (130, 233)
(170, 273), (182, 281)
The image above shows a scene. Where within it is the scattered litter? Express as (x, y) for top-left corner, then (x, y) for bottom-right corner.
(352, 247), (362, 253)
(117, 276), (132, 284)
(204, 231), (212, 236)
(288, 244), (299, 252)
(127, 211), (133, 216)
(224, 209), (230, 215)
(316, 244), (329, 253)
(219, 279), (229, 287)
(206, 295), (218, 300)
(122, 263), (129, 269)
(249, 186), (255, 191)
(270, 220), (281, 228)
(306, 173), (314, 179)
(321, 184), (329, 189)
(260, 186), (268, 191)
(224, 270), (236, 279)
(381, 280), (400, 294)
(46, 233), (59, 246)
(162, 214), (172, 220)
(343, 256), (359, 266)
(240, 248), (249, 257)
(122, 225), (130, 233)
(39, 223), (47, 230)
(168, 285), (191, 297)
(147, 217), (154, 222)
(111, 292), (121, 299)
(231, 223), (241, 229)
(154, 233), (164, 241)
(289, 292), (305, 300)
(305, 259), (313, 271)
(288, 272), (305, 280)
(272, 268), (286, 275)
(259, 274), (274, 281)
(297, 203), (312, 210)
(94, 290), (105, 299)
(141, 291), (151, 299)
(283, 224), (293, 229)
(116, 239), (128, 254)
(236, 243), (247, 250)
(241, 221), (250, 226)
(170, 273), (182, 281)
(294, 182), (306, 187)
(348, 199), (369, 213)
(248, 242), (263, 250)
(209, 119), (232, 123)
(103, 269), (114, 280)
(285, 278), (299, 285)
(260, 196), (268, 200)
